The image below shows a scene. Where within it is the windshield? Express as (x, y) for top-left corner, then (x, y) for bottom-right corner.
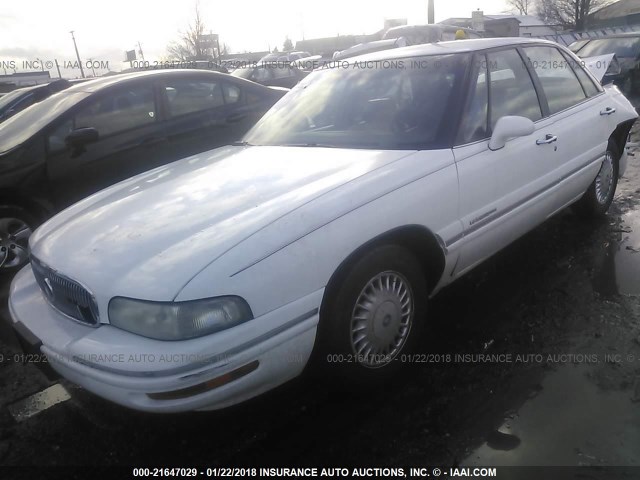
(244, 54), (467, 150)
(0, 88), (33, 111)
(0, 91), (89, 153)
(578, 37), (640, 58)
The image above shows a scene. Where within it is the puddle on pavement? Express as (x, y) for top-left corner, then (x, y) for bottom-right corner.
(462, 364), (640, 466)
(7, 383), (71, 422)
(593, 209), (640, 296)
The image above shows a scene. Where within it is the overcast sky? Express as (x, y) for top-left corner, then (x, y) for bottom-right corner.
(0, 0), (512, 77)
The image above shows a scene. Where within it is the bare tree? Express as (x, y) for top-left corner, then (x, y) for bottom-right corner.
(167, 3), (209, 61)
(536, 0), (615, 30)
(507, 0), (533, 15)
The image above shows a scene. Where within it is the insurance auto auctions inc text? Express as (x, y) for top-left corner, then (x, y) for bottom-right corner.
(253, 467), (497, 477)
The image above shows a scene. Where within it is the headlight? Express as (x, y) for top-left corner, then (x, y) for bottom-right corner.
(108, 296), (253, 341)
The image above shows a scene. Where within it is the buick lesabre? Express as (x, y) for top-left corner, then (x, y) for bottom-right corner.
(9, 38), (638, 412)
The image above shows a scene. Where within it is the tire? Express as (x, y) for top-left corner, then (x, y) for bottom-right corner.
(0, 205), (37, 274)
(573, 140), (619, 218)
(316, 244), (427, 384)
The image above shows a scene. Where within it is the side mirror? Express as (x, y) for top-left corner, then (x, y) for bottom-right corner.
(489, 116), (535, 151)
(65, 127), (99, 157)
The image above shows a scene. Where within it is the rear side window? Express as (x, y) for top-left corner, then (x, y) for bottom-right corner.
(522, 46), (587, 114)
(561, 51), (600, 97)
(75, 85), (156, 137)
(164, 79), (224, 117)
(487, 49), (542, 129)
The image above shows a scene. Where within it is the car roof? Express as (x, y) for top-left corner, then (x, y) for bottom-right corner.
(582, 33), (640, 39)
(63, 69), (233, 94)
(349, 37), (562, 62)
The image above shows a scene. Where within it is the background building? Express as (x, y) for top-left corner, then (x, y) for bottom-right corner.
(0, 71), (52, 92)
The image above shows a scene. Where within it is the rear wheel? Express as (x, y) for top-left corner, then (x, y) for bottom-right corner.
(574, 141), (619, 218)
(317, 244), (427, 383)
(0, 206), (36, 274)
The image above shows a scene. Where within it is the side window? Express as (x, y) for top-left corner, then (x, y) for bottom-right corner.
(487, 49), (542, 129)
(75, 85), (156, 137)
(47, 118), (74, 154)
(458, 56), (489, 144)
(561, 51), (600, 97)
(223, 83), (241, 104)
(164, 79), (224, 117)
(523, 46), (587, 114)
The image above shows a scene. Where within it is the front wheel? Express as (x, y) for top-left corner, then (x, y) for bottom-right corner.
(0, 206), (36, 274)
(574, 141), (619, 218)
(317, 244), (427, 382)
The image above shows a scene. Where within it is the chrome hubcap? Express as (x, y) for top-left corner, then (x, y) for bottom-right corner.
(350, 271), (413, 368)
(0, 218), (32, 270)
(595, 151), (615, 205)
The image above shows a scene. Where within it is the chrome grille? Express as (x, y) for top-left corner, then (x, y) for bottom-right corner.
(30, 256), (99, 326)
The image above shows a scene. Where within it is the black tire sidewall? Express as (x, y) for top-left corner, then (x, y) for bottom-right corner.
(319, 244), (427, 383)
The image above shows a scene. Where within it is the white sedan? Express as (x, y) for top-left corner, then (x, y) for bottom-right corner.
(9, 38), (638, 412)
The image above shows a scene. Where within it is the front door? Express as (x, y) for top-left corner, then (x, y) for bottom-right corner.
(46, 82), (167, 207)
(452, 48), (557, 275)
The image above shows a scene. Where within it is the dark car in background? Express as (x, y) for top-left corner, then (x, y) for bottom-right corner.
(571, 33), (640, 95)
(231, 62), (307, 88)
(0, 69), (285, 272)
(0, 79), (74, 123)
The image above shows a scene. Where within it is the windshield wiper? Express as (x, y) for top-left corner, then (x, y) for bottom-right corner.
(281, 143), (339, 148)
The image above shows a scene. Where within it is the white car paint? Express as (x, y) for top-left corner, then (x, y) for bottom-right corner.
(9, 38), (639, 412)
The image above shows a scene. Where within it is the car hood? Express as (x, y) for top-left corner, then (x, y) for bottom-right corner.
(29, 145), (412, 303)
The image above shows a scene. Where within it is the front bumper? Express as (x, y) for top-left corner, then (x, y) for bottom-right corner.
(9, 266), (321, 412)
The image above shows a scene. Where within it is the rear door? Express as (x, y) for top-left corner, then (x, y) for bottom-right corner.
(519, 45), (612, 209)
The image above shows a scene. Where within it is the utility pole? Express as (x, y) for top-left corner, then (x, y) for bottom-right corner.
(55, 59), (62, 78)
(428, 0), (435, 24)
(69, 30), (86, 78)
(88, 59), (96, 77)
(137, 41), (145, 61)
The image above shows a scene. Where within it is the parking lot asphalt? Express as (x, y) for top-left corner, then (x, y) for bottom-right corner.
(1, 119), (640, 469)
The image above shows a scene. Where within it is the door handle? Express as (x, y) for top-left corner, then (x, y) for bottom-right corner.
(600, 107), (616, 115)
(536, 134), (558, 145)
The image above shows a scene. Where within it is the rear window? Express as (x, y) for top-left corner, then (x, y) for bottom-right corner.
(578, 37), (640, 58)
